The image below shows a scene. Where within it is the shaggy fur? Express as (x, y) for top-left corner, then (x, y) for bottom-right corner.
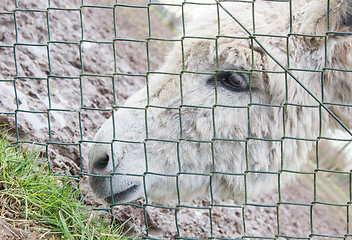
(88, 0), (352, 204)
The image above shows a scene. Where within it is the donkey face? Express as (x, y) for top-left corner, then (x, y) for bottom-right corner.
(88, 0), (352, 204)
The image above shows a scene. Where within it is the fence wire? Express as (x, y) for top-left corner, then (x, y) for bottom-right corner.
(1, 0), (352, 239)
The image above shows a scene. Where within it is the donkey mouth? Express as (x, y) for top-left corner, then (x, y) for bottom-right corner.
(105, 184), (140, 204)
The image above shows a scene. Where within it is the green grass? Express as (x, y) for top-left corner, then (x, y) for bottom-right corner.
(0, 129), (134, 239)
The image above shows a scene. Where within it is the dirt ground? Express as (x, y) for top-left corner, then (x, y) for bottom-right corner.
(0, 0), (349, 239)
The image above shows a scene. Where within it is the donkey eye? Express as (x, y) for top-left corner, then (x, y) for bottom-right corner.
(218, 71), (249, 92)
(222, 73), (247, 90)
(207, 70), (250, 92)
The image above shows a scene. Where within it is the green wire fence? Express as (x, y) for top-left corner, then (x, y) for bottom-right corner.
(1, 0), (352, 239)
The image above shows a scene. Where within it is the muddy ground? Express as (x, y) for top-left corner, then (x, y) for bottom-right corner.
(0, 0), (349, 239)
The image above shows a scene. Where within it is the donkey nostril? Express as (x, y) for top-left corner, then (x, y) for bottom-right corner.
(94, 154), (109, 171)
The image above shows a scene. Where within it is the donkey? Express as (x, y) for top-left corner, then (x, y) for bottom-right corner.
(88, 0), (352, 204)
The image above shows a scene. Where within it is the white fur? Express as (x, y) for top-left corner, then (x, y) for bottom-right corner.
(88, 0), (352, 204)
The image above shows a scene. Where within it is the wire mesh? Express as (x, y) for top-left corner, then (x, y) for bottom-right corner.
(1, 0), (352, 239)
